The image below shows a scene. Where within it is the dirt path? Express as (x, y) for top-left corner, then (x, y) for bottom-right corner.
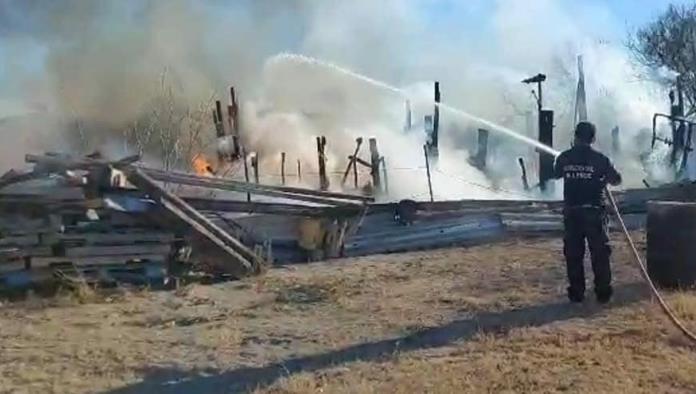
(0, 233), (694, 393)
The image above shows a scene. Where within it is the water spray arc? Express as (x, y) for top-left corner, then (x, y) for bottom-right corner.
(267, 53), (560, 157)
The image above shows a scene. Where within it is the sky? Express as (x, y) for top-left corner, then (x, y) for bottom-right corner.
(0, 0), (688, 117)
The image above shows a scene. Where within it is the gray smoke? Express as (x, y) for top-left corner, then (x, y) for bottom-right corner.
(0, 0), (671, 198)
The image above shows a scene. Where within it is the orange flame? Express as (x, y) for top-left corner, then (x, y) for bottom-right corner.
(192, 155), (215, 176)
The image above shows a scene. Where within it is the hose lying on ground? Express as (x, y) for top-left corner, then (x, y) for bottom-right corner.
(605, 187), (696, 343)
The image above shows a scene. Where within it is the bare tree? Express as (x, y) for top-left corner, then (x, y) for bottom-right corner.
(628, 4), (696, 116)
(124, 70), (215, 171)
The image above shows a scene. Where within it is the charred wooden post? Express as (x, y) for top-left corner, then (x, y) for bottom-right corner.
(470, 128), (489, 170)
(212, 108), (224, 163)
(423, 145), (434, 202)
(432, 81), (440, 151)
(281, 152), (286, 185)
(518, 157), (530, 191)
(352, 154), (358, 189)
(478, 128), (489, 168)
(341, 138), (363, 187)
(251, 153), (259, 184)
(381, 157), (389, 195)
(215, 100), (224, 137)
(612, 126), (620, 155)
(404, 100), (412, 131)
(423, 82), (441, 162)
(242, 148), (251, 202)
(229, 87), (241, 158)
(317, 136), (329, 191)
(297, 160), (302, 183)
(369, 138), (382, 191)
(538, 109), (554, 192)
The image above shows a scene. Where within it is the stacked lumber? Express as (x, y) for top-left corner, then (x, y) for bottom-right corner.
(0, 151), (378, 289)
(0, 191), (178, 289)
(0, 153), (250, 290)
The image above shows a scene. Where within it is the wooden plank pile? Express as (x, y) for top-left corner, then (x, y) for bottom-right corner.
(0, 151), (376, 290)
(3, 150), (695, 286)
(0, 153), (241, 290)
(0, 185), (175, 289)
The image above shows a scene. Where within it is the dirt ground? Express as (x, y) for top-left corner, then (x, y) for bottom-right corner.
(1, 232), (695, 394)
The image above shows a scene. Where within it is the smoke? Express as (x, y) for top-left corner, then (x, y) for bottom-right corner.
(0, 0), (672, 198)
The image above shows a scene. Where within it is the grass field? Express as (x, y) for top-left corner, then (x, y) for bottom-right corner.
(1, 232), (695, 393)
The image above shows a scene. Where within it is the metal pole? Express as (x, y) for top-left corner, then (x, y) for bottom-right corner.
(423, 145), (434, 202)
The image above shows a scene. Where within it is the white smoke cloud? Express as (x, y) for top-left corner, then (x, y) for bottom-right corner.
(0, 0), (675, 197)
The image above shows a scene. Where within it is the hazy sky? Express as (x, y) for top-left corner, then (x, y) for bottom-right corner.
(0, 0), (687, 115)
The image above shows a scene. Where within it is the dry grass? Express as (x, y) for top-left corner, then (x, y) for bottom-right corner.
(0, 233), (695, 393)
(672, 291), (696, 321)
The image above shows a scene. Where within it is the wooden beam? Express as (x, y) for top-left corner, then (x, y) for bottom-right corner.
(156, 173), (359, 206)
(25, 153), (140, 172)
(64, 244), (172, 258)
(142, 167), (373, 203)
(124, 168), (262, 276)
(185, 197), (363, 217)
(348, 156), (372, 169)
(341, 138), (363, 187)
(0, 169), (47, 191)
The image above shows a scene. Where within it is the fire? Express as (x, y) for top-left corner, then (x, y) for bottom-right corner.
(192, 155), (215, 176)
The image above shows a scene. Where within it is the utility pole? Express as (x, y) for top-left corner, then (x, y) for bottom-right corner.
(522, 73), (554, 192)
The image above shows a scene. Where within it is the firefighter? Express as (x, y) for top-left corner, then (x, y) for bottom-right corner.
(553, 121), (622, 304)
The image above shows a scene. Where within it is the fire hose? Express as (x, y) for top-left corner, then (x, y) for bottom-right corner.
(605, 187), (696, 343)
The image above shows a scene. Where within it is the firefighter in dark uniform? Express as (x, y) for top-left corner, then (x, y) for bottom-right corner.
(553, 121), (622, 304)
